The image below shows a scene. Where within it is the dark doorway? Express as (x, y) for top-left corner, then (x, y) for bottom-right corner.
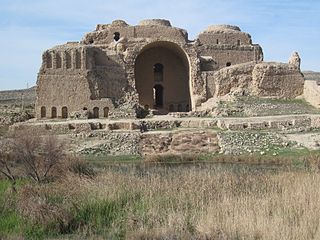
(51, 107), (57, 118)
(93, 107), (99, 118)
(114, 32), (120, 41)
(40, 106), (46, 118)
(153, 84), (163, 108)
(103, 107), (109, 118)
(62, 107), (68, 119)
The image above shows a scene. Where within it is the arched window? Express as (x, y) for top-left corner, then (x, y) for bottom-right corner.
(153, 84), (163, 108)
(103, 107), (109, 118)
(226, 62), (231, 67)
(56, 52), (62, 68)
(66, 52), (72, 69)
(46, 52), (52, 68)
(216, 39), (219, 44)
(93, 107), (99, 118)
(51, 107), (57, 118)
(40, 106), (46, 118)
(75, 50), (81, 69)
(237, 40), (241, 46)
(154, 63), (164, 82)
(114, 32), (120, 41)
(62, 106), (68, 119)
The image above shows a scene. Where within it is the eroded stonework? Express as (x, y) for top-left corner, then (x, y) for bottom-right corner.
(36, 19), (304, 119)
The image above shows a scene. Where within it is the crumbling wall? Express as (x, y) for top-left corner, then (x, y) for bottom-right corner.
(205, 60), (304, 100)
(211, 62), (256, 97)
(252, 62), (304, 98)
(303, 72), (320, 108)
(36, 19), (305, 119)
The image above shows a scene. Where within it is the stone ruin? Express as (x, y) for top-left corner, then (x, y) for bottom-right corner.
(35, 19), (305, 119)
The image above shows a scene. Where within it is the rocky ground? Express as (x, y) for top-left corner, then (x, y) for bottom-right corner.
(215, 97), (320, 117)
(0, 86), (36, 130)
(218, 131), (295, 155)
(1, 82), (320, 157)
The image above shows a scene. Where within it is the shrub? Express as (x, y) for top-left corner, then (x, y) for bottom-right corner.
(0, 130), (66, 184)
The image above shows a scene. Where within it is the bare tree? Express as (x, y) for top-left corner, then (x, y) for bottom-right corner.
(0, 139), (18, 192)
(0, 130), (66, 184)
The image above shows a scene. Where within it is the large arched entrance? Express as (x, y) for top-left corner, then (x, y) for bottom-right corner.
(134, 41), (191, 112)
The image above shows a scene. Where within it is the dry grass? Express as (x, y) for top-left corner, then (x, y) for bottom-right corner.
(4, 156), (320, 239)
(33, 164), (320, 239)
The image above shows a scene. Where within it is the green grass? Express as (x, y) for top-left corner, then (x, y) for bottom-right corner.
(85, 154), (142, 166)
(0, 125), (9, 136)
(0, 179), (48, 239)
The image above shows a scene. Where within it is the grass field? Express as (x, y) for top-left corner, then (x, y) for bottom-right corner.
(2, 152), (320, 239)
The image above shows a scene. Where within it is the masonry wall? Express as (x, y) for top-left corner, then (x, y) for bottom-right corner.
(198, 46), (261, 70)
(36, 19), (303, 119)
(304, 81), (320, 107)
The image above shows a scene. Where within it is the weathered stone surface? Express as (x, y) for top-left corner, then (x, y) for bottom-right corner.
(252, 62), (304, 98)
(139, 130), (219, 155)
(202, 60), (304, 103)
(35, 19), (305, 119)
(211, 62), (255, 97)
(288, 52), (301, 70)
(79, 131), (141, 155)
(303, 71), (320, 108)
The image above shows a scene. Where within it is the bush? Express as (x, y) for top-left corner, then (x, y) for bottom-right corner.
(0, 130), (66, 184)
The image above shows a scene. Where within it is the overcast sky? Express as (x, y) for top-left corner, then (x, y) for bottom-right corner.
(0, 0), (319, 90)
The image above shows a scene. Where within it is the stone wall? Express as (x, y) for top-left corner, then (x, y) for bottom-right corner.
(252, 62), (304, 98)
(140, 130), (219, 155)
(36, 19), (303, 119)
(303, 71), (320, 108)
(204, 60), (304, 100)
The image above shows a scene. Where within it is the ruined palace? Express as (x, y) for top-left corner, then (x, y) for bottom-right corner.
(36, 19), (304, 119)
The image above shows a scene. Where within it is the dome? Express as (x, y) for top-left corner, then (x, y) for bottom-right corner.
(205, 25), (241, 33)
(138, 19), (172, 27)
(111, 20), (129, 27)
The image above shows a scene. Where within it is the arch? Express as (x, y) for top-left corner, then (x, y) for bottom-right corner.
(66, 52), (72, 69)
(56, 52), (62, 68)
(93, 107), (99, 118)
(62, 106), (68, 119)
(40, 106), (46, 118)
(75, 50), (81, 69)
(103, 107), (109, 118)
(51, 107), (57, 118)
(134, 41), (191, 112)
(114, 32), (120, 41)
(46, 52), (52, 68)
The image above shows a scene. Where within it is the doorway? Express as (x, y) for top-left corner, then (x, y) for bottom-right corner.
(153, 84), (163, 108)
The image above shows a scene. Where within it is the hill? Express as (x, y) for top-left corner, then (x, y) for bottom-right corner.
(0, 86), (36, 105)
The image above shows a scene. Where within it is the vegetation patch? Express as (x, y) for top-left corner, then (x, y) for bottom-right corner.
(217, 96), (320, 117)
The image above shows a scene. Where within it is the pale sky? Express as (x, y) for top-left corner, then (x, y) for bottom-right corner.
(0, 0), (319, 90)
